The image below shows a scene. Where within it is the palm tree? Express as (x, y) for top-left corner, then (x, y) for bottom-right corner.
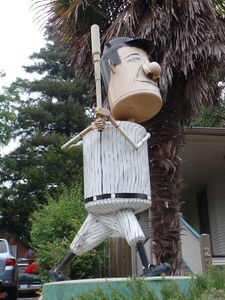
(33, 0), (225, 273)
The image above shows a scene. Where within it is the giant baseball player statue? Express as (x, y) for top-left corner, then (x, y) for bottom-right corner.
(50, 25), (171, 281)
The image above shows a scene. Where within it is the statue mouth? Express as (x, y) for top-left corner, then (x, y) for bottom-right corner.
(135, 79), (158, 86)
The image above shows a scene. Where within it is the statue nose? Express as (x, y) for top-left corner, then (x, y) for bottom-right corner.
(142, 61), (161, 81)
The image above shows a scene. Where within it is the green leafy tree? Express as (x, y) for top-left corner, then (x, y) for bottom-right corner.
(34, 0), (225, 273)
(0, 71), (18, 146)
(31, 185), (107, 281)
(190, 82), (225, 127)
(190, 105), (225, 127)
(0, 42), (90, 244)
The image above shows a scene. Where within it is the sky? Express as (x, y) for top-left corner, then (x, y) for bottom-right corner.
(0, 0), (46, 154)
(0, 0), (46, 87)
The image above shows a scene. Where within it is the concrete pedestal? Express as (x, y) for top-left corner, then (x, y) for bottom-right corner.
(42, 276), (192, 300)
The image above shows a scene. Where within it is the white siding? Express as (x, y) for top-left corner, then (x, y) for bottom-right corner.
(207, 177), (225, 256)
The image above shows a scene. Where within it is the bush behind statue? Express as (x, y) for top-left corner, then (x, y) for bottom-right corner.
(30, 184), (107, 282)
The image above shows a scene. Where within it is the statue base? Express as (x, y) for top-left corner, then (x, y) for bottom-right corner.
(42, 276), (192, 300)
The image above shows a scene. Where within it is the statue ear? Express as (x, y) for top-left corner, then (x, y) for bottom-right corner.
(108, 59), (116, 73)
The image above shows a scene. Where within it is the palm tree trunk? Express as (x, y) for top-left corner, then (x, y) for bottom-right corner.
(145, 83), (185, 274)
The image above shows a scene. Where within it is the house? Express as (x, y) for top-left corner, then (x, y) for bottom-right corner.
(181, 127), (225, 270)
(109, 127), (225, 276)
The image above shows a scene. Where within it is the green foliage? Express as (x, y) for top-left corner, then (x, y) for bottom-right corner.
(31, 185), (107, 282)
(189, 265), (225, 299)
(0, 134), (83, 243)
(0, 42), (90, 244)
(75, 278), (158, 300)
(0, 71), (18, 145)
(70, 266), (225, 300)
(199, 288), (225, 300)
(24, 43), (75, 80)
(160, 280), (187, 300)
(11, 45), (90, 139)
(125, 279), (159, 300)
(190, 104), (225, 127)
(213, 0), (225, 15)
(190, 80), (225, 127)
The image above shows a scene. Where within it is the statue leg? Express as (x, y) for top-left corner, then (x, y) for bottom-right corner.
(49, 213), (112, 282)
(49, 252), (75, 281)
(136, 242), (171, 277)
(96, 209), (145, 246)
(96, 210), (171, 276)
(70, 213), (112, 254)
(136, 241), (149, 269)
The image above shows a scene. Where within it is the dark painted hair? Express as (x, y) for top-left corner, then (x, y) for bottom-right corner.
(100, 37), (153, 92)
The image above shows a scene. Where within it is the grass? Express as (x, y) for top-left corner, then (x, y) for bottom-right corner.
(70, 266), (225, 300)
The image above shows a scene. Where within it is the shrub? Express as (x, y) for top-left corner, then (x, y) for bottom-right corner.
(30, 185), (107, 282)
(75, 278), (159, 300)
(71, 266), (225, 300)
(189, 265), (225, 299)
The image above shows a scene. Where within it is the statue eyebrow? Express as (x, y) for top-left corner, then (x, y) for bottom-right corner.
(124, 53), (141, 59)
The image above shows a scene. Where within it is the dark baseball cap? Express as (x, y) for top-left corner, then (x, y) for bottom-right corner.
(103, 37), (154, 56)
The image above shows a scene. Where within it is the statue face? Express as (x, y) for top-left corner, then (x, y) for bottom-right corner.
(109, 46), (152, 84)
(106, 46), (162, 123)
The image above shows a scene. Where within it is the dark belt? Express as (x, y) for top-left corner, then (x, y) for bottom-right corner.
(84, 193), (150, 204)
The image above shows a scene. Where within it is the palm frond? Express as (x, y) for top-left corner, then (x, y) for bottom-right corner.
(32, 0), (225, 120)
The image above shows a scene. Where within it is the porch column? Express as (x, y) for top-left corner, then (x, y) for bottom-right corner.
(207, 176), (225, 256)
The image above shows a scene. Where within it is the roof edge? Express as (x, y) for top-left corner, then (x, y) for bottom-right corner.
(184, 127), (225, 136)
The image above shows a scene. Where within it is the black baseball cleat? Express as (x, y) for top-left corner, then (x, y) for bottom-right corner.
(143, 263), (171, 277)
(49, 269), (66, 282)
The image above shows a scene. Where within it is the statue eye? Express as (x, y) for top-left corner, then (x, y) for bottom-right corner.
(127, 56), (141, 63)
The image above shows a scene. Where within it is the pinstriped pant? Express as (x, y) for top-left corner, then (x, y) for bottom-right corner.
(70, 209), (145, 255)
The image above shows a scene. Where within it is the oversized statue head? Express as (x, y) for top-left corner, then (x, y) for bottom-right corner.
(101, 37), (162, 123)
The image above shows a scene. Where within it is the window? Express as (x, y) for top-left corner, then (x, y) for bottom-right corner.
(0, 240), (7, 253)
